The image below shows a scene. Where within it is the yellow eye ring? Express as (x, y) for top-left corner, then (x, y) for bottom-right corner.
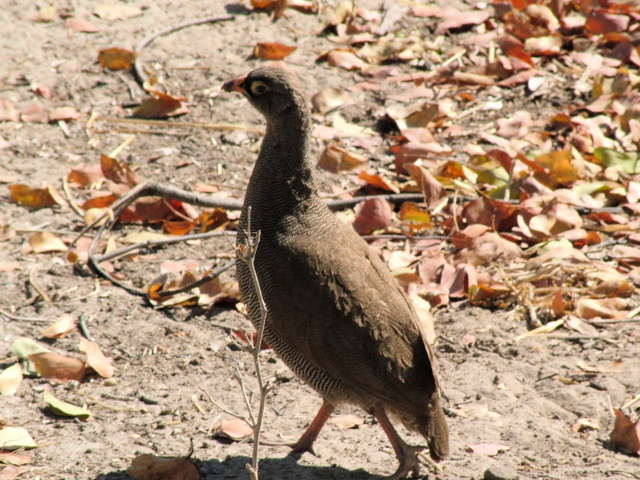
(250, 81), (268, 95)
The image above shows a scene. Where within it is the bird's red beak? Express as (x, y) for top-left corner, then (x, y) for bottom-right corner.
(222, 75), (248, 95)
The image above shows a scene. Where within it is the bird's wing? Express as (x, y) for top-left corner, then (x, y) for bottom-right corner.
(263, 221), (438, 414)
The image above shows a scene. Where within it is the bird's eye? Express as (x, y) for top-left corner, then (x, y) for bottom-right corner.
(250, 81), (268, 95)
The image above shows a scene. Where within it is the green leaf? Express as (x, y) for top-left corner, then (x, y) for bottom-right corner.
(44, 391), (91, 421)
(10, 338), (51, 358)
(594, 148), (640, 175)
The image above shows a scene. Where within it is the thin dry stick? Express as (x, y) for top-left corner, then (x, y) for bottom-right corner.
(235, 206), (271, 480)
(133, 14), (234, 87)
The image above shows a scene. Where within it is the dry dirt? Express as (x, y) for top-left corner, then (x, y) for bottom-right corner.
(1, 1), (639, 480)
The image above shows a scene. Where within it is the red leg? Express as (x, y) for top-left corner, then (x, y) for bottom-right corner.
(288, 400), (334, 455)
(373, 407), (424, 480)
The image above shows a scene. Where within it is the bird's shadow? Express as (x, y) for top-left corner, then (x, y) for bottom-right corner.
(94, 453), (376, 479)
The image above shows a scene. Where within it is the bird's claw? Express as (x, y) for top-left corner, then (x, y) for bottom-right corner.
(380, 445), (424, 480)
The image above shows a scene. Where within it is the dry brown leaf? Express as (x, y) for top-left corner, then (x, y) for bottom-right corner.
(40, 314), (75, 339)
(133, 90), (187, 119)
(127, 454), (200, 480)
(29, 232), (67, 253)
(0, 99), (19, 122)
(318, 144), (367, 173)
(610, 409), (640, 455)
(28, 352), (86, 384)
(357, 171), (399, 193)
(352, 198), (392, 235)
(575, 298), (629, 320)
(498, 34), (535, 67)
(98, 48), (137, 70)
(101, 154), (142, 187)
(398, 202), (431, 231)
(9, 184), (60, 210)
(79, 337), (115, 378)
(325, 49), (365, 70)
(160, 259), (199, 275)
(585, 10), (630, 34)
(253, 42), (296, 60)
(403, 163), (446, 209)
(68, 163), (104, 187)
(0, 261), (20, 272)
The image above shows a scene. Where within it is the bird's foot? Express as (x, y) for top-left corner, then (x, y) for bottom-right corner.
(287, 437), (317, 456)
(379, 445), (424, 480)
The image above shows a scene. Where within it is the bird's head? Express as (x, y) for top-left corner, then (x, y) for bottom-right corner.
(222, 67), (308, 121)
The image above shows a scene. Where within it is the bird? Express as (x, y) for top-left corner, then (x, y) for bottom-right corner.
(222, 67), (449, 479)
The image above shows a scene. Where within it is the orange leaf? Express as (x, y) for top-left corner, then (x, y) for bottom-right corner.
(585, 10), (630, 34)
(498, 34), (535, 67)
(9, 184), (58, 210)
(357, 171), (399, 193)
(79, 337), (115, 378)
(162, 220), (197, 236)
(610, 409), (640, 455)
(98, 47), (137, 70)
(232, 330), (271, 350)
(132, 90), (187, 119)
(101, 154), (142, 187)
(253, 42), (296, 60)
(67, 163), (104, 186)
(217, 418), (253, 441)
(318, 144), (367, 173)
(28, 353), (86, 384)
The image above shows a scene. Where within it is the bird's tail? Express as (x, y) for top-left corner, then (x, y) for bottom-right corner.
(418, 402), (449, 461)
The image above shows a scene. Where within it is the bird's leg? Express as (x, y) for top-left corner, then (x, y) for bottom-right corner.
(373, 407), (424, 480)
(288, 400), (335, 456)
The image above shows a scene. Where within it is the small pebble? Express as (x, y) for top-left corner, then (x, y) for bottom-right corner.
(484, 464), (519, 480)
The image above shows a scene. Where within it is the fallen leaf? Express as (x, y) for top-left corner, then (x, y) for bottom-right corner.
(514, 318), (564, 341)
(498, 34), (535, 67)
(98, 48), (137, 71)
(253, 42), (296, 60)
(585, 10), (630, 34)
(133, 90), (188, 119)
(43, 391), (91, 420)
(0, 451), (31, 466)
(357, 171), (399, 193)
(10, 338), (51, 358)
(68, 163), (104, 186)
(352, 198), (392, 235)
(0, 99), (19, 122)
(28, 232), (67, 253)
(216, 418), (253, 441)
(403, 163), (446, 209)
(435, 11), (490, 35)
(572, 417), (601, 433)
(40, 314), (75, 339)
(0, 427), (36, 451)
(0, 364), (23, 395)
(48, 107), (81, 122)
(79, 337), (115, 378)
(0, 261), (20, 272)
(29, 352), (86, 384)
(311, 87), (351, 114)
(127, 454), (200, 480)
(329, 414), (364, 429)
(122, 231), (171, 244)
(576, 298), (629, 320)
(94, 3), (142, 21)
(324, 49), (365, 70)
(318, 144), (367, 172)
(610, 409), (640, 455)
(467, 443), (511, 456)
(9, 184), (59, 210)
(101, 154), (142, 187)
(65, 17), (101, 32)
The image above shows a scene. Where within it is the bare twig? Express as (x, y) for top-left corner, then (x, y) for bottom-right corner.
(133, 14), (234, 87)
(28, 266), (51, 303)
(0, 309), (49, 323)
(233, 206), (272, 480)
(78, 314), (96, 342)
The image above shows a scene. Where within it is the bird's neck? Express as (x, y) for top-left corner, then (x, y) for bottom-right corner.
(245, 106), (319, 214)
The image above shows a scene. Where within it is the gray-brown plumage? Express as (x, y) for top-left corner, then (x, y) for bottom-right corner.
(222, 67), (449, 479)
